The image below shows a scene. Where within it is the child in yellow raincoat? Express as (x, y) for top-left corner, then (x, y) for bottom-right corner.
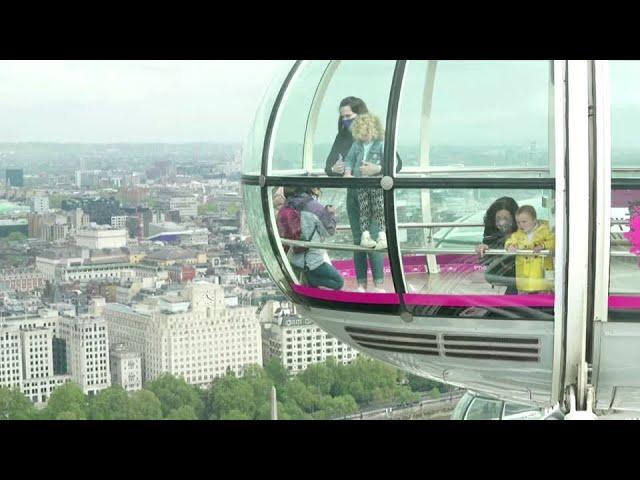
(504, 205), (555, 293)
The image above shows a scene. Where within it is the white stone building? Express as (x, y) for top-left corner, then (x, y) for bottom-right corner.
(75, 227), (127, 249)
(58, 314), (110, 396)
(109, 344), (142, 392)
(36, 249), (86, 281)
(0, 310), (72, 404)
(0, 327), (22, 390)
(169, 196), (198, 219)
(104, 281), (262, 387)
(32, 196), (49, 214)
(262, 304), (359, 375)
(49, 261), (168, 286)
(0, 269), (46, 293)
(21, 328), (54, 381)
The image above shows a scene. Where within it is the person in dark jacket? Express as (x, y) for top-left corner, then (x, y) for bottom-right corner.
(325, 96), (403, 176)
(323, 97), (385, 291)
(475, 196), (519, 295)
(324, 96), (369, 176)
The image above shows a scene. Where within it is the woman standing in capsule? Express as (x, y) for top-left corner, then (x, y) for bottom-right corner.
(324, 97), (385, 292)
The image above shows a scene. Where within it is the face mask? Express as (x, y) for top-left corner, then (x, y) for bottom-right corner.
(342, 118), (354, 129)
(496, 220), (513, 233)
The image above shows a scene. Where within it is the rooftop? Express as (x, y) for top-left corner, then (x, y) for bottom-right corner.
(145, 248), (198, 261)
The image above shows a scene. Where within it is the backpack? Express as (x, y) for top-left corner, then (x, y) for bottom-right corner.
(277, 205), (307, 254)
(277, 195), (321, 257)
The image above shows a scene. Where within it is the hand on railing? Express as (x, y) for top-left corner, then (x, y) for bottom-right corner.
(475, 244), (489, 257)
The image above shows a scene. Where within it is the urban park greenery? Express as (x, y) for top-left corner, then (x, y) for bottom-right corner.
(0, 357), (446, 420)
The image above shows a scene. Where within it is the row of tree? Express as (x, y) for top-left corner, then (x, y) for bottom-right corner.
(0, 357), (446, 420)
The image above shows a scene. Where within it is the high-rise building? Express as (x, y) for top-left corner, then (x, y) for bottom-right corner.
(5, 169), (24, 187)
(32, 196), (49, 214)
(110, 215), (128, 230)
(75, 170), (100, 189)
(0, 309), (72, 404)
(121, 206), (152, 237)
(28, 213), (44, 238)
(61, 197), (121, 226)
(68, 208), (90, 233)
(104, 281), (262, 386)
(0, 327), (22, 390)
(58, 314), (110, 396)
(169, 197), (198, 219)
(28, 213), (69, 241)
(42, 223), (69, 243)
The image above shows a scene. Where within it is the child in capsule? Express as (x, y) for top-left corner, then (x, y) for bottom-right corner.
(505, 205), (555, 293)
(343, 113), (386, 249)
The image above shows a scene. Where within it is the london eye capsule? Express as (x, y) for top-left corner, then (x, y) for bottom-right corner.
(242, 60), (640, 417)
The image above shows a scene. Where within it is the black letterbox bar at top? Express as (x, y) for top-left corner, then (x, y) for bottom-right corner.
(241, 175), (556, 190)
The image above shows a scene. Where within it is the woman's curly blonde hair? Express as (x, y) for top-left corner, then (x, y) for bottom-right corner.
(351, 113), (385, 142)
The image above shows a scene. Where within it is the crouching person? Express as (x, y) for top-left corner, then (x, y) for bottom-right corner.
(283, 187), (344, 290)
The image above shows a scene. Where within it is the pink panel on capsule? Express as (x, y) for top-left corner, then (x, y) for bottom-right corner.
(403, 293), (555, 307)
(291, 284), (400, 304)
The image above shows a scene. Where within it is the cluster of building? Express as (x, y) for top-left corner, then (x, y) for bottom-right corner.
(0, 153), (360, 408)
(0, 279), (359, 406)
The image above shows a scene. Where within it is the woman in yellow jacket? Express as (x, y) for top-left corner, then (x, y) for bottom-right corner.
(504, 205), (555, 293)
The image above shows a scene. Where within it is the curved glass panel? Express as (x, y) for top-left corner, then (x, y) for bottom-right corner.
(503, 401), (542, 419)
(608, 187), (640, 320)
(271, 186), (396, 297)
(312, 60), (396, 172)
(464, 396), (503, 420)
(396, 187), (556, 320)
(451, 392), (474, 420)
(270, 61), (331, 174)
(608, 62), (640, 320)
(243, 185), (289, 294)
(397, 60), (553, 178)
(611, 61), (640, 178)
(241, 61), (296, 175)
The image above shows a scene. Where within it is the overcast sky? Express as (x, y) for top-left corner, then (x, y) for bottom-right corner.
(0, 60), (289, 144)
(8, 60), (637, 148)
